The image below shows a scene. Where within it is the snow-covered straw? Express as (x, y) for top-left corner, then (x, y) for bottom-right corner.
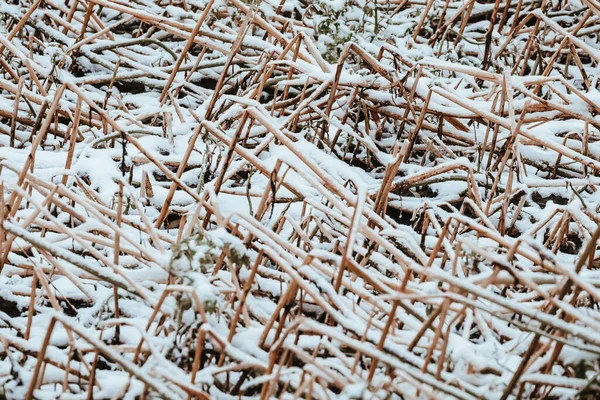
(1, 0), (600, 399)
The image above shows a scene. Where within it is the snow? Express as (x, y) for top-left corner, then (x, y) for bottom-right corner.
(1, 0), (600, 399)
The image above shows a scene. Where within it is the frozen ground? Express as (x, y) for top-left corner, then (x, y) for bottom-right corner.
(1, 0), (600, 399)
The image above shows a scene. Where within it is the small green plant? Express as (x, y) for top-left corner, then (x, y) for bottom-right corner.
(168, 228), (249, 320)
(312, 1), (357, 63)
